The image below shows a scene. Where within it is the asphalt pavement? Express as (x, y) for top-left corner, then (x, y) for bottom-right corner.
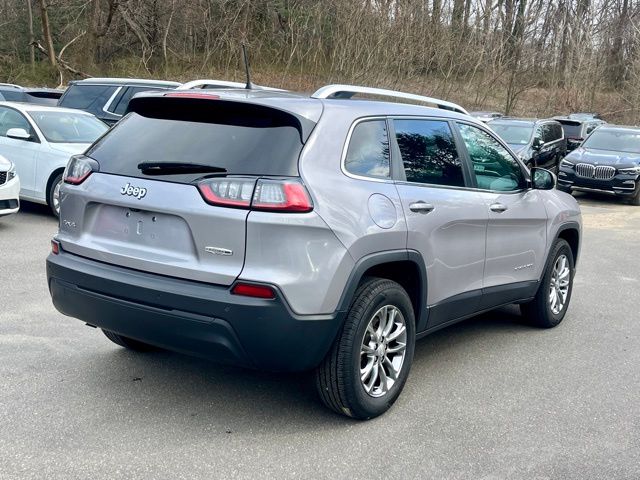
(0, 194), (638, 480)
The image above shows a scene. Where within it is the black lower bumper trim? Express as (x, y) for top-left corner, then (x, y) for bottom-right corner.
(47, 251), (343, 372)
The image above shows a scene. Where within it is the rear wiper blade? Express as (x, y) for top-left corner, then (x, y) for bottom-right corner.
(138, 162), (227, 175)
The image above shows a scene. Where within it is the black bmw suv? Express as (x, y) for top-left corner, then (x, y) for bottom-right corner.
(558, 125), (640, 205)
(57, 78), (181, 125)
(488, 118), (567, 170)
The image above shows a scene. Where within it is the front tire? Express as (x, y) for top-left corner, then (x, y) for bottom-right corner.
(521, 239), (574, 328)
(315, 278), (416, 419)
(628, 188), (640, 206)
(102, 329), (159, 352)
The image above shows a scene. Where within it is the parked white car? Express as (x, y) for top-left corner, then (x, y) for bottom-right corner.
(0, 154), (20, 217)
(0, 102), (108, 215)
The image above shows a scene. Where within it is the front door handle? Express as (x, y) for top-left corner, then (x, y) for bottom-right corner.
(409, 202), (435, 213)
(490, 203), (508, 213)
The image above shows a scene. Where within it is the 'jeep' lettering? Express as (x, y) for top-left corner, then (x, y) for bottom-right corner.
(120, 182), (147, 200)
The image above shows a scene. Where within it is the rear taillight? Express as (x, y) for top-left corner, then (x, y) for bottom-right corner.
(64, 155), (98, 185)
(197, 178), (313, 213)
(197, 178), (256, 208)
(252, 179), (313, 213)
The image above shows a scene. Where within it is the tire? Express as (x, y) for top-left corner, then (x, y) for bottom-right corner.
(628, 188), (640, 206)
(557, 185), (572, 194)
(102, 329), (159, 352)
(521, 239), (574, 328)
(315, 277), (416, 419)
(47, 172), (63, 217)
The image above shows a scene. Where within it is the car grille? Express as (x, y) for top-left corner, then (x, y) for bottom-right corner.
(0, 171), (7, 185)
(575, 163), (616, 180)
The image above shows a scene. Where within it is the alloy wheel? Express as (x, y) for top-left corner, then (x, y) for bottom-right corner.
(360, 305), (407, 398)
(549, 254), (570, 315)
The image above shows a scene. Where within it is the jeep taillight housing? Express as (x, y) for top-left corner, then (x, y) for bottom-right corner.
(197, 178), (313, 213)
(64, 155), (98, 185)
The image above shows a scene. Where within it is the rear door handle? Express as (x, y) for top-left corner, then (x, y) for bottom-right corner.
(409, 202), (435, 213)
(490, 203), (508, 213)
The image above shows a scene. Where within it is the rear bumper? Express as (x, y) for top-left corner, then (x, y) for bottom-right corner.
(46, 250), (343, 372)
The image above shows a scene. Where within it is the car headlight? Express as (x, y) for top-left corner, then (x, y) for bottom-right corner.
(7, 162), (16, 180)
(560, 159), (574, 168)
(618, 165), (640, 174)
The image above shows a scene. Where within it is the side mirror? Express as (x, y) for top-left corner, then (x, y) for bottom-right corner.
(532, 137), (543, 150)
(6, 128), (32, 141)
(531, 167), (556, 190)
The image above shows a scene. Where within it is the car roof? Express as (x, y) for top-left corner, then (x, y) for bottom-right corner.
(68, 77), (181, 87)
(470, 111), (501, 115)
(131, 88), (474, 124)
(0, 101), (97, 115)
(593, 124), (640, 133)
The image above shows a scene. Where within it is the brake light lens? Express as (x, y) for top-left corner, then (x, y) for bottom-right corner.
(197, 178), (313, 212)
(64, 155), (98, 185)
(252, 179), (313, 212)
(165, 92), (221, 100)
(231, 282), (276, 299)
(197, 178), (256, 208)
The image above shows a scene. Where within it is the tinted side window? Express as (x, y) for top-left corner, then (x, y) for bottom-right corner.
(112, 87), (157, 115)
(0, 107), (32, 137)
(394, 119), (464, 187)
(59, 84), (118, 111)
(458, 123), (525, 192)
(344, 120), (390, 178)
(0, 90), (25, 102)
(541, 124), (554, 143)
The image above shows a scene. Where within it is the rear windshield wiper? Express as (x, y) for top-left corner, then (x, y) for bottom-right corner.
(138, 162), (227, 175)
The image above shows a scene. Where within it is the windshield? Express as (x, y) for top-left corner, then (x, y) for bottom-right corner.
(489, 124), (533, 145)
(30, 111), (108, 143)
(582, 129), (640, 154)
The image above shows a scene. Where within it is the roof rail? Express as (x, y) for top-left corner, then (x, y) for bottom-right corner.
(311, 84), (468, 115)
(177, 79), (286, 92)
(0, 83), (22, 89)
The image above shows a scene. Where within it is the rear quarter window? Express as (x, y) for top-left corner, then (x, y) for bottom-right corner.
(344, 120), (390, 178)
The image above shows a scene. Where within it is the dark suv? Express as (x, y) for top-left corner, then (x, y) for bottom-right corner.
(554, 115), (605, 151)
(488, 118), (567, 170)
(57, 78), (181, 125)
(0, 84), (64, 106)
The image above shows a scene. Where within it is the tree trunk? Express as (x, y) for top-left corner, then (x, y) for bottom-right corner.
(26, 0), (35, 69)
(38, 0), (56, 68)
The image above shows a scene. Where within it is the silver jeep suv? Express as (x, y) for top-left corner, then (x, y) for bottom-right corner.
(46, 85), (582, 419)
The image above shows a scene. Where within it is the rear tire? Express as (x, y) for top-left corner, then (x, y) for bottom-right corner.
(102, 329), (159, 352)
(315, 277), (416, 419)
(521, 239), (574, 328)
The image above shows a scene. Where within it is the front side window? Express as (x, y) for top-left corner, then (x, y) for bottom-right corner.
(458, 123), (525, 192)
(0, 107), (33, 138)
(393, 119), (464, 187)
(344, 120), (390, 178)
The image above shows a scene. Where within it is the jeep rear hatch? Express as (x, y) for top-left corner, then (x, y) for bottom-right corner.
(58, 96), (318, 286)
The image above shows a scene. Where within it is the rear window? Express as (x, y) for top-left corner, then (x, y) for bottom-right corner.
(86, 101), (309, 181)
(558, 121), (583, 139)
(59, 84), (118, 110)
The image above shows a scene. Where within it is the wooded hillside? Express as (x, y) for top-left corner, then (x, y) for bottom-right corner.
(1, 1), (639, 123)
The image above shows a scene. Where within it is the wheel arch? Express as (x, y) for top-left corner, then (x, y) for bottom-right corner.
(336, 250), (428, 332)
(555, 222), (581, 267)
(45, 167), (65, 207)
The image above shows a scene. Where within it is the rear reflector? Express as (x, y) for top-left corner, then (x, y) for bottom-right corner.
(51, 239), (60, 255)
(231, 283), (276, 299)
